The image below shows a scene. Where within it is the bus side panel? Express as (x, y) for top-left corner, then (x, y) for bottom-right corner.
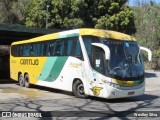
(10, 56), (47, 84)
(10, 56), (19, 81)
(36, 57), (84, 92)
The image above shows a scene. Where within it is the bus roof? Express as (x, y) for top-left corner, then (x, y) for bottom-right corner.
(11, 28), (136, 45)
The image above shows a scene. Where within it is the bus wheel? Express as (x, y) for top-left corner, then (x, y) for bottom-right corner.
(73, 80), (87, 98)
(24, 74), (30, 88)
(18, 74), (24, 87)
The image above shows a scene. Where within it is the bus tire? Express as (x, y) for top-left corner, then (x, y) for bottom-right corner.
(73, 80), (87, 98)
(24, 74), (30, 88)
(18, 73), (24, 87)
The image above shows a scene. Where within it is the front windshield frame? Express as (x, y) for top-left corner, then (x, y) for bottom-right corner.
(103, 39), (144, 80)
(82, 35), (145, 81)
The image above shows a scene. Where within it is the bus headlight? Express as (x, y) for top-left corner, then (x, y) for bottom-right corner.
(106, 81), (120, 89)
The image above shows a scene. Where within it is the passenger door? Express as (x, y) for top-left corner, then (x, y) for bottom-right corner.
(89, 46), (105, 96)
(91, 46), (105, 75)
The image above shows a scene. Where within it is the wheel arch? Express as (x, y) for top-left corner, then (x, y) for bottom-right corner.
(24, 72), (28, 77)
(72, 78), (88, 94)
(72, 78), (83, 90)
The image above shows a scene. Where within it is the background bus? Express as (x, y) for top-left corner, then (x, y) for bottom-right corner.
(10, 28), (152, 99)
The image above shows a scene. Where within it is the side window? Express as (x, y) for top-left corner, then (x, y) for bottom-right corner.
(55, 40), (61, 56)
(19, 45), (23, 56)
(67, 39), (73, 56)
(30, 44), (34, 56)
(84, 40), (92, 56)
(41, 42), (49, 56)
(70, 40), (77, 56)
(66, 37), (83, 60)
(83, 36), (100, 62)
(60, 40), (65, 56)
(48, 42), (54, 56)
(75, 39), (82, 59)
(11, 45), (18, 56)
(54, 39), (66, 56)
(32, 43), (41, 56)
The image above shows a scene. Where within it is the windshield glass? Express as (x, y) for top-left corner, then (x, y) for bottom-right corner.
(103, 39), (144, 79)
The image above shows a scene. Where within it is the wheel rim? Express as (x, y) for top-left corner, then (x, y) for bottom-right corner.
(25, 77), (29, 87)
(77, 84), (84, 95)
(19, 76), (23, 85)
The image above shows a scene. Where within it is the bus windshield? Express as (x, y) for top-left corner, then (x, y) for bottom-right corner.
(103, 39), (144, 79)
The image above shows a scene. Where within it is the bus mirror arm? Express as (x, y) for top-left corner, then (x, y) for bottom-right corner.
(140, 46), (152, 61)
(91, 43), (110, 60)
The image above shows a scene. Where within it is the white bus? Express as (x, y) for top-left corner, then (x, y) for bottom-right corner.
(10, 28), (152, 99)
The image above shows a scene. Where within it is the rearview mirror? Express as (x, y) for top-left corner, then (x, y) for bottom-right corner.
(91, 43), (110, 60)
(140, 46), (152, 61)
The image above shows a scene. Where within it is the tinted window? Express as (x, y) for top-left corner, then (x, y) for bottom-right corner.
(54, 40), (61, 56)
(41, 42), (49, 56)
(82, 36), (100, 56)
(11, 37), (83, 60)
(32, 43), (41, 56)
(19, 45), (23, 56)
(82, 35), (100, 62)
(11, 45), (18, 56)
(66, 37), (83, 60)
(23, 44), (30, 56)
(75, 39), (82, 58)
(91, 46), (105, 75)
(67, 40), (73, 56)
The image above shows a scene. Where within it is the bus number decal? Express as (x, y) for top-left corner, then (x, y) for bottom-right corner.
(91, 86), (103, 96)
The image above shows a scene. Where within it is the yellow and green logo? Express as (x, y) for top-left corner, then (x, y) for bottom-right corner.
(91, 86), (103, 96)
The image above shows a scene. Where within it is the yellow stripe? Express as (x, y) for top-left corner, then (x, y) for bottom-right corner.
(12, 33), (60, 45)
(112, 78), (135, 86)
(80, 28), (136, 41)
(12, 28), (136, 45)
(70, 66), (80, 68)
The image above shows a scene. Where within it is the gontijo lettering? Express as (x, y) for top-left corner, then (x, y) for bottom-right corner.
(20, 59), (39, 65)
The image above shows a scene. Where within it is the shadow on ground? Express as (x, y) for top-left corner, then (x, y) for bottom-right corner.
(88, 93), (159, 103)
(0, 80), (159, 120)
(145, 72), (157, 78)
(31, 84), (74, 97)
(0, 79), (17, 84)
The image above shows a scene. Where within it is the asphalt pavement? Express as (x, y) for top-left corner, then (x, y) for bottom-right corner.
(0, 70), (159, 120)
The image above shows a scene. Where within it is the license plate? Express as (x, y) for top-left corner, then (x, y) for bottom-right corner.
(128, 92), (134, 95)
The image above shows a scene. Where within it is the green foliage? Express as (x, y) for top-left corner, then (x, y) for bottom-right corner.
(25, 0), (46, 27)
(134, 3), (160, 49)
(63, 18), (84, 29)
(0, 0), (32, 25)
(96, 5), (136, 35)
(0, 0), (136, 34)
(24, 0), (135, 34)
(133, 3), (160, 70)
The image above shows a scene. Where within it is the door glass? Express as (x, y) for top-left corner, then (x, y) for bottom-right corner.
(91, 46), (105, 75)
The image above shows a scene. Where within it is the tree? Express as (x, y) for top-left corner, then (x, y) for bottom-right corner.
(0, 0), (17, 24)
(25, 0), (136, 34)
(133, 2), (160, 69)
(95, 0), (136, 35)
(25, 0), (46, 27)
(0, 0), (32, 25)
(134, 2), (160, 49)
